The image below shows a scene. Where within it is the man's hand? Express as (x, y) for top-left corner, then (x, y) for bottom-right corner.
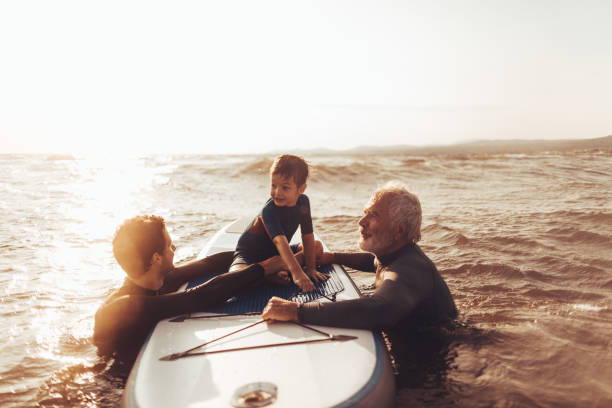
(262, 296), (299, 322)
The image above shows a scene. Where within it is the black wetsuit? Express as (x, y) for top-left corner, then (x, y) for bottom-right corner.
(232, 194), (313, 266)
(298, 243), (457, 332)
(93, 251), (264, 359)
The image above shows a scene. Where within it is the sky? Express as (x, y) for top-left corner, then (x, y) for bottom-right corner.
(1, 0), (611, 155)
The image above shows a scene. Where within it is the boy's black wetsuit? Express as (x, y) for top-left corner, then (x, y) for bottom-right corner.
(298, 243), (457, 332)
(93, 251), (263, 360)
(232, 194), (313, 266)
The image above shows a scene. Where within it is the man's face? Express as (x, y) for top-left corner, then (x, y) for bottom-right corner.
(358, 195), (395, 255)
(270, 173), (305, 207)
(159, 227), (176, 274)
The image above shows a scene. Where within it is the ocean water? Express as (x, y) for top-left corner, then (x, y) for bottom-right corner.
(1, 150), (611, 407)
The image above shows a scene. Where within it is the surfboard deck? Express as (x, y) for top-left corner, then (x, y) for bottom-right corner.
(122, 219), (395, 408)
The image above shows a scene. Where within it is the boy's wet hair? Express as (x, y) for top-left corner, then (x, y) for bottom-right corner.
(270, 154), (309, 186)
(112, 215), (166, 277)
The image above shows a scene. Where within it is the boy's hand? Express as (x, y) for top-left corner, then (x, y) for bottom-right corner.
(306, 267), (329, 282)
(292, 269), (315, 292)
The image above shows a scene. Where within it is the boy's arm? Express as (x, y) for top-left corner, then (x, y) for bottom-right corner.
(272, 235), (315, 292)
(301, 233), (328, 282)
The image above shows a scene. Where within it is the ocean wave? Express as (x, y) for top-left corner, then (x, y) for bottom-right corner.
(487, 236), (554, 251)
(523, 269), (564, 284)
(173, 156), (275, 178)
(174, 159), (234, 176)
(441, 262), (524, 280)
(176, 156), (399, 183)
(558, 264), (606, 277)
(591, 258), (612, 269)
(439, 153), (488, 161)
(310, 161), (379, 182)
(422, 224), (470, 245)
(521, 288), (605, 302)
(400, 158), (427, 166)
(174, 162), (220, 175)
(546, 227), (612, 246)
(315, 215), (361, 248)
(548, 264), (612, 290)
(316, 214), (360, 224)
(232, 157), (273, 177)
(544, 210), (612, 224)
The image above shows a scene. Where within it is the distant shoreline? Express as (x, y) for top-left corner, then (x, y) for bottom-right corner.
(288, 135), (612, 156)
(3, 135), (611, 158)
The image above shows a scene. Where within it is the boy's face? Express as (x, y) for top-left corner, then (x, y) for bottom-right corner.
(270, 173), (306, 207)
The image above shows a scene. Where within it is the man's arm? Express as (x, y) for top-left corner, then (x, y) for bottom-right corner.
(263, 270), (431, 330)
(318, 252), (377, 272)
(158, 251), (234, 293)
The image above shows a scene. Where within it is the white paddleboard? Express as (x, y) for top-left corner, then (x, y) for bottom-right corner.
(122, 219), (395, 408)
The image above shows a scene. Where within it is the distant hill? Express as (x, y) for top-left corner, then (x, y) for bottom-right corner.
(280, 135), (612, 156)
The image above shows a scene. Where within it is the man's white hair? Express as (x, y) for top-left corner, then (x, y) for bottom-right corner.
(371, 181), (422, 243)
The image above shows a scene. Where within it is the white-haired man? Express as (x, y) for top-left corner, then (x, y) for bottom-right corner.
(262, 182), (457, 330)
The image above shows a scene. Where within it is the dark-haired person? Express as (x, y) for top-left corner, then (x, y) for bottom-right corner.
(263, 182), (457, 332)
(93, 215), (286, 360)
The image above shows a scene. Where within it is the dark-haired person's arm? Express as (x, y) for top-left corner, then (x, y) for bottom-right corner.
(93, 262), (265, 357)
(158, 251), (234, 293)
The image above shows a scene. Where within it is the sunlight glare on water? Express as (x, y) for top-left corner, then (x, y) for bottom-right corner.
(1, 154), (180, 407)
(571, 303), (605, 312)
(39, 155), (167, 293)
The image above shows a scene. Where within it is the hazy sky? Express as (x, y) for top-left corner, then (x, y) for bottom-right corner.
(1, 0), (611, 155)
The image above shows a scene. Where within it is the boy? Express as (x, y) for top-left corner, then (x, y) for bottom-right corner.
(230, 154), (327, 292)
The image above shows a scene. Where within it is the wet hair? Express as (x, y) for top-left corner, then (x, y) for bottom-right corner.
(270, 154), (309, 186)
(372, 181), (422, 243)
(112, 215), (166, 277)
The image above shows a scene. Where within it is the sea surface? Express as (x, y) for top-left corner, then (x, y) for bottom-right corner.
(1, 150), (611, 407)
